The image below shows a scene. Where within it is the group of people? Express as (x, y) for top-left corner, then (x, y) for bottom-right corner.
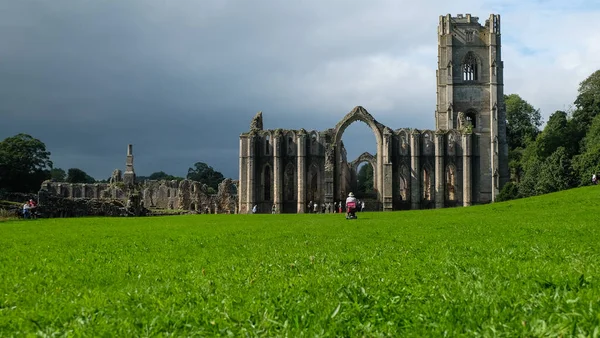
(308, 195), (365, 214)
(22, 199), (37, 219)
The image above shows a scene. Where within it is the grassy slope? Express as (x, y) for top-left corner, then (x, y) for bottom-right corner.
(1, 187), (599, 336)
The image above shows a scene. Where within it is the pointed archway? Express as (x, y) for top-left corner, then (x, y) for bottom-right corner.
(332, 107), (384, 206)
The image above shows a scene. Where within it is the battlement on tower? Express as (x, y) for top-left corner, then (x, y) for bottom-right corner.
(438, 13), (500, 35)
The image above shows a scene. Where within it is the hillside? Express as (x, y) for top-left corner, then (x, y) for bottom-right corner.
(1, 187), (599, 336)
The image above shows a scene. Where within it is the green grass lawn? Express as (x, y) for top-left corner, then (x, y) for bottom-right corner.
(1, 187), (600, 336)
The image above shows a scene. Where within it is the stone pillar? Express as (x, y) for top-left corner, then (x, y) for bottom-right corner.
(81, 184), (87, 199)
(462, 132), (472, 206)
(238, 137), (246, 213)
(296, 132), (307, 213)
(382, 128), (394, 211)
(434, 131), (445, 208)
(246, 135), (256, 213)
(273, 132), (282, 213)
(410, 131), (421, 210)
(123, 144), (136, 185)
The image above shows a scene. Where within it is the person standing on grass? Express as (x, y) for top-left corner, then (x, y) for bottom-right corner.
(22, 202), (31, 219)
(271, 204), (276, 214)
(593, 174), (597, 185)
(252, 205), (257, 214)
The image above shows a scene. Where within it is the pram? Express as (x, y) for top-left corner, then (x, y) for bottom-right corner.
(345, 201), (357, 219)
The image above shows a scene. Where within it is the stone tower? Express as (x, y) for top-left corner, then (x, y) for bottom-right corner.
(123, 144), (136, 185)
(435, 13), (509, 202)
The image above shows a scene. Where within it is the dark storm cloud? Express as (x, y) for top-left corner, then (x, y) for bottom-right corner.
(0, 0), (483, 180)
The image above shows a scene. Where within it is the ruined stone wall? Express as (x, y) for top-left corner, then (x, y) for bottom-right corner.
(38, 178), (238, 217)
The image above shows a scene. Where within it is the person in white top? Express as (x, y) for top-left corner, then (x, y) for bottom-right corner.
(345, 192), (358, 219)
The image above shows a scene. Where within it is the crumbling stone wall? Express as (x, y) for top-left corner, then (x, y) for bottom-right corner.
(38, 178), (238, 218)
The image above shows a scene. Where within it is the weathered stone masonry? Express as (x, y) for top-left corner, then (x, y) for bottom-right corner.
(239, 13), (509, 213)
(39, 145), (239, 216)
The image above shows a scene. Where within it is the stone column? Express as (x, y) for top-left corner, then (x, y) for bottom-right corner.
(434, 131), (445, 208)
(462, 132), (472, 206)
(273, 131), (282, 213)
(238, 137), (246, 213)
(123, 144), (136, 185)
(410, 131), (421, 210)
(246, 135), (256, 213)
(382, 128), (394, 211)
(296, 131), (307, 213)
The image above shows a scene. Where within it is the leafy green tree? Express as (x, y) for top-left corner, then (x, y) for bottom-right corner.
(533, 111), (578, 159)
(148, 171), (184, 181)
(66, 168), (96, 184)
(571, 69), (600, 140)
(187, 162), (224, 190)
(50, 168), (66, 181)
(504, 94), (542, 150)
(496, 182), (520, 202)
(518, 157), (543, 198)
(0, 133), (52, 192)
(536, 147), (575, 194)
(356, 163), (374, 195)
(572, 113), (600, 185)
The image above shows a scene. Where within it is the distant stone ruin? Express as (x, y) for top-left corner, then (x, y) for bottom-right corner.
(38, 145), (238, 217)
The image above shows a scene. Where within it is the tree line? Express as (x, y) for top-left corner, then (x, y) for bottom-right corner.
(0, 135), (225, 194)
(498, 69), (600, 200)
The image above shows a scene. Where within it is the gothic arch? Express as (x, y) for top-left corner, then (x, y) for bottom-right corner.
(285, 131), (296, 156)
(396, 129), (411, 156)
(333, 106), (385, 199)
(261, 130), (273, 156)
(350, 152), (377, 174)
(309, 131), (319, 156)
(461, 51), (479, 81)
(422, 164), (434, 201)
(421, 130), (435, 156)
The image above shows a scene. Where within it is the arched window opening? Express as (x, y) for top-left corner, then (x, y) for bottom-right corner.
(466, 111), (476, 128)
(462, 52), (477, 81)
(265, 135), (270, 156)
(422, 167), (432, 201)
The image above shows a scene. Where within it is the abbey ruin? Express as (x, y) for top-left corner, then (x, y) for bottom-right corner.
(238, 13), (509, 213)
(39, 145), (238, 216)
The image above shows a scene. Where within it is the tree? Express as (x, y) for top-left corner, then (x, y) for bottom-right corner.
(572, 113), (600, 185)
(536, 147), (575, 194)
(148, 171), (184, 181)
(356, 163), (374, 195)
(504, 94), (542, 150)
(0, 133), (52, 192)
(50, 168), (66, 181)
(533, 111), (577, 159)
(187, 162), (224, 190)
(66, 168), (96, 184)
(572, 69), (600, 139)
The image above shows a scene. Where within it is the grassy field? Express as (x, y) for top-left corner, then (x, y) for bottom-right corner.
(1, 188), (600, 336)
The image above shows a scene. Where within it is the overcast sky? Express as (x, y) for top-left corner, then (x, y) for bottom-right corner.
(1, 0), (600, 180)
